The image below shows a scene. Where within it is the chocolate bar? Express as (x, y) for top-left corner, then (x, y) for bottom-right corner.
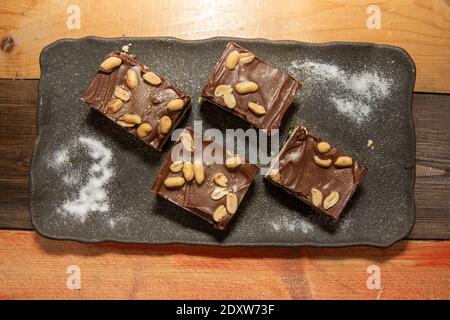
(151, 128), (259, 229)
(265, 126), (367, 220)
(201, 42), (301, 133)
(82, 51), (191, 150)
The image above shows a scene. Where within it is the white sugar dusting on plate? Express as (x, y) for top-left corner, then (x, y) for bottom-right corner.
(289, 60), (393, 124)
(51, 136), (114, 222)
(270, 216), (314, 234)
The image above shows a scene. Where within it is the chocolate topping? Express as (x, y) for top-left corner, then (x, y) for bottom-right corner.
(201, 42), (301, 133)
(151, 128), (259, 229)
(265, 126), (367, 220)
(82, 51), (191, 150)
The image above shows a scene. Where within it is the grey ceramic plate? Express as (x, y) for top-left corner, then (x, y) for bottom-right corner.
(31, 37), (416, 247)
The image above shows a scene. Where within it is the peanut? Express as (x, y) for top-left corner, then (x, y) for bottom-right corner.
(223, 93), (236, 109)
(235, 81), (258, 94)
(106, 99), (123, 113)
(248, 102), (266, 115)
(114, 86), (131, 102)
(120, 114), (141, 125)
(182, 162), (194, 182)
(169, 160), (184, 173)
(225, 50), (240, 70)
(213, 205), (227, 222)
(317, 142), (331, 154)
(314, 156), (332, 168)
(126, 69), (139, 88)
(164, 176), (185, 188)
(214, 84), (233, 97)
(225, 156), (242, 169)
(238, 52), (255, 64)
(311, 188), (323, 207)
(179, 132), (194, 152)
(213, 173), (228, 187)
(136, 123), (152, 138)
(323, 191), (340, 210)
(335, 156), (353, 168)
(226, 192), (238, 215)
(167, 98), (185, 111)
(211, 187), (229, 200)
(159, 116), (172, 134)
(116, 120), (135, 128)
(143, 71), (161, 85)
(100, 56), (122, 71)
(193, 163), (205, 185)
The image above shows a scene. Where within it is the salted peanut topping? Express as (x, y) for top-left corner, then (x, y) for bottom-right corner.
(226, 192), (238, 214)
(116, 120), (135, 128)
(164, 177), (185, 188)
(223, 93), (236, 109)
(143, 71), (161, 85)
(182, 162), (194, 182)
(313, 156), (332, 168)
(238, 52), (255, 64)
(126, 69), (139, 88)
(225, 156), (241, 169)
(213, 205), (228, 222)
(335, 156), (353, 168)
(106, 99), (123, 113)
(317, 142), (331, 154)
(136, 123), (152, 138)
(169, 160), (184, 173)
(311, 188), (323, 207)
(225, 50), (240, 70)
(100, 56), (122, 71)
(179, 132), (194, 152)
(214, 84), (233, 97)
(159, 116), (172, 134)
(167, 98), (185, 111)
(193, 163), (205, 185)
(213, 173), (228, 187)
(120, 114), (141, 125)
(235, 81), (258, 94)
(323, 191), (339, 210)
(248, 102), (266, 115)
(211, 187), (229, 200)
(114, 86), (131, 101)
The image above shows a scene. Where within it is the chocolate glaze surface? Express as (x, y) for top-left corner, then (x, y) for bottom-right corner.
(201, 42), (301, 132)
(151, 128), (259, 229)
(82, 51), (191, 150)
(265, 126), (368, 220)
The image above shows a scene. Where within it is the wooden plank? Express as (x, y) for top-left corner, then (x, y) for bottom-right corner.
(0, 230), (448, 299)
(0, 79), (449, 238)
(0, 0), (449, 92)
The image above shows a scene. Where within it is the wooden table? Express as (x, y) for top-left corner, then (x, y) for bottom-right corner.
(0, 0), (449, 299)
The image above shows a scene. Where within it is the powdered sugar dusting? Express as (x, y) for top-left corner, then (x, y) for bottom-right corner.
(51, 136), (114, 222)
(290, 60), (393, 124)
(270, 216), (314, 234)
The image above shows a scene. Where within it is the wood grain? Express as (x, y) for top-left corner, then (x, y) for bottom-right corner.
(0, 0), (449, 92)
(0, 79), (449, 238)
(0, 230), (448, 299)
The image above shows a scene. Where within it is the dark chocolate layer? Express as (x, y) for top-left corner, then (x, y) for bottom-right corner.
(151, 128), (259, 229)
(82, 51), (191, 150)
(265, 126), (367, 220)
(201, 42), (301, 132)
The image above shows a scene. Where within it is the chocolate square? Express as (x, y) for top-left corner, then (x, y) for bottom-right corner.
(201, 42), (301, 133)
(151, 128), (259, 229)
(82, 51), (191, 150)
(265, 126), (368, 220)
